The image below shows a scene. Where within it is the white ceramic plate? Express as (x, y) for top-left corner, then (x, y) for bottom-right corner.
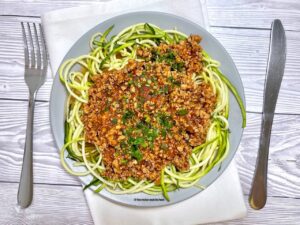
(50, 11), (245, 207)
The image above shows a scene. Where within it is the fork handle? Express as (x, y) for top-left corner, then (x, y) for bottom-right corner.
(18, 91), (36, 208)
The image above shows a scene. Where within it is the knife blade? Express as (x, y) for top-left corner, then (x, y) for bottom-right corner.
(249, 19), (286, 210)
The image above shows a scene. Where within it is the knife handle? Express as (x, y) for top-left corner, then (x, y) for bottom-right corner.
(249, 113), (273, 209)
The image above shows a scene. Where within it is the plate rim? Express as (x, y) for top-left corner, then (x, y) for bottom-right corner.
(49, 10), (246, 207)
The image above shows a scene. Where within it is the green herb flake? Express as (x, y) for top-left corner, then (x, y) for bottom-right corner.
(158, 113), (173, 129)
(146, 128), (159, 142)
(120, 140), (127, 149)
(122, 110), (134, 123)
(176, 108), (188, 116)
(161, 128), (167, 138)
(111, 118), (118, 125)
(171, 62), (185, 72)
(158, 85), (169, 95)
(150, 50), (159, 62)
(144, 114), (151, 123)
(102, 100), (110, 112)
(130, 145), (143, 161)
(120, 159), (128, 165)
(164, 51), (176, 64)
(133, 137), (145, 145)
(167, 76), (181, 87)
(124, 127), (134, 136)
(141, 142), (148, 148)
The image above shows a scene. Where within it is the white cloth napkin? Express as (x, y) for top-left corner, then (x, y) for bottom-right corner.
(42, 0), (247, 224)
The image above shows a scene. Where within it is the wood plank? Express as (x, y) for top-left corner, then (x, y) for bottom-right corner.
(0, 1), (299, 224)
(228, 196), (300, 225)
(0, 183), (93, 225)
(0, 182), (299, 225)
(0, 18), (52, 102)
(210, 27), (300, 114)
(1, 18), (300, 114)
(0, 100), (79, 185)
(1, 0), (300, 32)
(206, 0), (300, 31)
(0, 100), (299, 198)
(0, 0), (110, 17)
(237, 113), (300, 198)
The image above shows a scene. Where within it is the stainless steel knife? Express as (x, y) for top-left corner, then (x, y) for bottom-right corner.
(249, 19), (286, 210)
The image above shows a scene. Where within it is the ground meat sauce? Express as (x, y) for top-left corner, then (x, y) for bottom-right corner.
(82, 35), (217, 183)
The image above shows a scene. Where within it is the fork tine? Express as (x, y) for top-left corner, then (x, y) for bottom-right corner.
(21, 22), (29, 68)
(27, 23), (35, 68)
(33, 23), (41, 70)
(39, 24), (48, 76)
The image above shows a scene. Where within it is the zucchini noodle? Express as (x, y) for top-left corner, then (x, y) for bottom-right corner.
(59, 23), (246, 199)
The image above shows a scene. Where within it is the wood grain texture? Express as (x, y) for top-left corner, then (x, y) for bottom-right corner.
(0, 18), (52, 102)
(1, 0), (300, 32)
(221, 196), (300, 225)
(211, 27), (300, 113)
(0, 100), (79, 186)
(0, 183), (93, 225)
(0, 100), (299, 199)
(237, 113), (300, 198)
(0, 1), (299, 224)
(206, 0), (300, 31)
(1, 18), (300, 114)
(0, 183), (300, 225)
(0, 0), (109, 17)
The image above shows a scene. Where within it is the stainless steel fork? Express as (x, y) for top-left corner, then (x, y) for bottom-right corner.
(18, 22), (48, 208)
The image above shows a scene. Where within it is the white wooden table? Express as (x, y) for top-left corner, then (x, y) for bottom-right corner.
(0, 0), (299, 224)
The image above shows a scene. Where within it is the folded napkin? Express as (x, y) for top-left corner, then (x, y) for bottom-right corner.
(42, 0), (247, 224)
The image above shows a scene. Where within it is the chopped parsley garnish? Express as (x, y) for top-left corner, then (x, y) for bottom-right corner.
(146, 128), (159, 142)
(121, 119), (160, 161)
(150, 49), (184, 72)
(128, 137), (146, 161)
(167, 76), (181, 87)
(163, 51), (176, 64)
(120, 140), (127, 149)
(130, 145), (143, 161)
(157, 113), (173, 129)
(137, 96), (146, 104)
(151, 49), (176, 64)
(158, 85), (169, 95)
(111, 118), (118, 125)
(161, 128), (167, 138)
(171, 62), (185, 72)
(136, 121), (146, 130)
(176, 108), (188, 116)
(102, 100), (110, 112)
(144, 114), (151, 123)
(157, 113), (173, 138)
(122, 110), (134, 123)
(124, 127), (134, 136)
(120, 159), (128, 165)
(122, 95), (129, 103)
(131, 137), (145, 146)
(135, 120), (159, 143)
